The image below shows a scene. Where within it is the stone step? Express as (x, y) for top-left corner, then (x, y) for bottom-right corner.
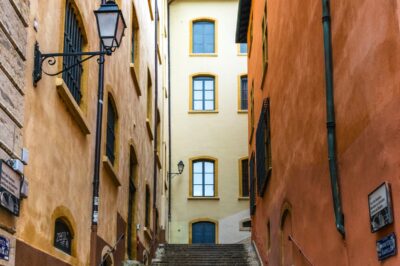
(152, 243), (260, 266)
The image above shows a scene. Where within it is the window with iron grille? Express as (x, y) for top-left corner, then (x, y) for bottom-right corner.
(240, 76), (248, 110)
(250, 155), (256, 215)
(241, 158), (249, 197)
(145, 186), (150, 227)
(256, 98), (271, 197)
(106, 97), (117, 165)
(192, 160), (215, 197)
(192, 20), (215, 53)
(54, 218), (73, 255)
(192, 76), (215, 111)
(63, 0), (84, 104)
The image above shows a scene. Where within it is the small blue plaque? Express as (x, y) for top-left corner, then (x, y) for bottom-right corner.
(0, 235), (10, 261)
(377, 233), (396, 261)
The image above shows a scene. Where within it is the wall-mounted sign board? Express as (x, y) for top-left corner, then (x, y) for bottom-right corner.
(0, 235), (10, 261)
(377, 233), (397, 261)
(0, 161), (21, 216)
(368, 182), (393, 233)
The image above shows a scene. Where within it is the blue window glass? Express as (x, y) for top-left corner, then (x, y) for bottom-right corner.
(240, 76), (248, 110)
(240, 43), (247, 54)
(193, 21), (215, 53)
(193, 76), (215, 111)
(193, 160), (214, 197)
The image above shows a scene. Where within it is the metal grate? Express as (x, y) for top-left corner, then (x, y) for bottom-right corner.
(242, 159), (249, 197)
(62, 0), (83, 104)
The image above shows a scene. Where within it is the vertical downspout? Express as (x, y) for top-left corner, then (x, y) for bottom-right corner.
(90, 0), (106, 265)
(153, 0), (159, 247)
(321, 0), (345, 236)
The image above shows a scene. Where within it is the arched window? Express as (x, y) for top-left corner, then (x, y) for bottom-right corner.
(106, 95), (118, 165)
(191, 75), (216, 111)
(54, 218), (73, 255)
(190, 157), (218, 197)
(191, 19), (216, 54)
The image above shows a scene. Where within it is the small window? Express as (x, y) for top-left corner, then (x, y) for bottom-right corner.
(239, 43), (247, 54)
(192, 20), (215, 54)
(147, 70), (153, 124)
(192, 160), (215, 197)
(106, 96), (117, 165)
(145, 186), (151, 227)
(131, 3), (139, 66)
(239, 75), (248, 111)
(192, 76), (215, 111)
(63, 0), (84, 104)
(239, 218), (251, 231)
(239, 158), (249, 197)
(54, 218), (73, 255)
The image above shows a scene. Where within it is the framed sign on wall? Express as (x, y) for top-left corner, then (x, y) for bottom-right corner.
(368, 182), (393, 233)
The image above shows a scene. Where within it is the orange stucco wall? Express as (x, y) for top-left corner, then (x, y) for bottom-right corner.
(247, 0), (400, 265)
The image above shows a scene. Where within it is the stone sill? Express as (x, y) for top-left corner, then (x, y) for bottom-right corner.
(129, 63), (142, 96)
(156, 152), (162, 169)
(102, 156), (121, 187)
(146, 119), (153, 140)
(188, 110), (219, 114)
(189, 53), (218, 57)
(144, 227), (153, 240)
(187, 197), (220, 201)
(55, 78), (90, 135)
(237, 110), (248, 114)
(238, 197), (250, 201)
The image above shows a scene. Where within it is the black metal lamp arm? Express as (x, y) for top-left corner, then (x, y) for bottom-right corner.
(33, 42), (111, 86)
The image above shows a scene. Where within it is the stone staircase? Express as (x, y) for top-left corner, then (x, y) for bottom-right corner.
(152, 243), (260, 266)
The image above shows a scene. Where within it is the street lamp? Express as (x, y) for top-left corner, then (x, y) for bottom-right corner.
(169, 160), (185, 178)
(33, 0), (127, 86)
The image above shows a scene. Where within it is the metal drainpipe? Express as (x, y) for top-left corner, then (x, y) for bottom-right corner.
(153, 0), (159, 246)
(90, 0), (106, 264)
(321, 0), (345, 236)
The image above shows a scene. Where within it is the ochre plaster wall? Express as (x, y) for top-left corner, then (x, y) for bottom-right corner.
(17, 0), (168, 264)
(248, 0), (400, 265)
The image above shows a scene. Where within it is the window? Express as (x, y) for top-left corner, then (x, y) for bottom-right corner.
(191, 76), (215, 111)
(239, 218), (251, 231)
(127, 146), (138, 260)
(239, 75), (248, 111)
(106, 96), (117, 165)
(262, 2), (268, 76)
(192, 160), (215, 197)
(131, 3), (139, 66)
(249, 80), (255, 143)
(147, 69), (153, 124)
(256, 98), (272, 196)
(145, 186), (151, 227)
(250, 154), (256, 215)
(192, 20), (215, 54)
(54, 218), (73, 255)
(63, 0), (84, 104)
(239, 43), (247, 54)
(239, 158), (249, 197)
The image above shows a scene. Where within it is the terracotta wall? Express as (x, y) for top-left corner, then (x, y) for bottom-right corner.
(247, 0), (400, 265)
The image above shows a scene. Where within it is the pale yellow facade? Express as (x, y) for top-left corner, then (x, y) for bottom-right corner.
(169, 0), (250, 244)
(0, 0), (169, 265)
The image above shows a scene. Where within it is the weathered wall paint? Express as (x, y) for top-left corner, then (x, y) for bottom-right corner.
(247, 0), (400, 265)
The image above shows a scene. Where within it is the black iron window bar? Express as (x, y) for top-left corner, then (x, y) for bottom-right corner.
(33, 42), (112, 87)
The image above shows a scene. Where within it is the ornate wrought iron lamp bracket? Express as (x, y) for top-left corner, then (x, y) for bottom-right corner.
(33, 42), (112, 87)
